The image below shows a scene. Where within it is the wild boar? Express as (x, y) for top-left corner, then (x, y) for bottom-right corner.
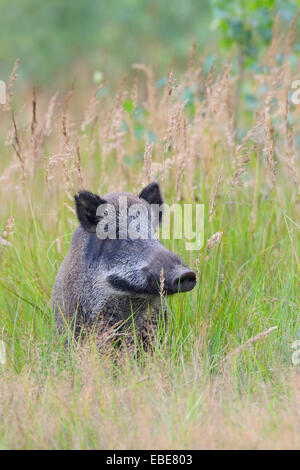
(52, 182), (196, 348)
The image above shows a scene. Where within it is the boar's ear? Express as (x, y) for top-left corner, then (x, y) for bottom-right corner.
(74, 190), (106, 233)
(139, 182), (163, 206)
(139, 182), (164, 224)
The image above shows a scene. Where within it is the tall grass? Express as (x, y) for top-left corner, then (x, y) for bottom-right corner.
(0, 16), (300, 449)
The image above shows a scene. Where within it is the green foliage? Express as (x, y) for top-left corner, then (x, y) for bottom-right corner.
(211, 0), (299, 68)
(1, 0), (299, 87)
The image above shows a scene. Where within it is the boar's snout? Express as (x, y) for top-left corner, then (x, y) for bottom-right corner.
(106, 239), (196, 297)
(146, 245), (196, 295)
(171, 269), (196, 294)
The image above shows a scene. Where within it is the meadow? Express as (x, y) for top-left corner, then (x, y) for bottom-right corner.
(0, 19), (300, 449)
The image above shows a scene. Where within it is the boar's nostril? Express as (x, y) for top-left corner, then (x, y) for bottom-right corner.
(172, 270), (196, 293)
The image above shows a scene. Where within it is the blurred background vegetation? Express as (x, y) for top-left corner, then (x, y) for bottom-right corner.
(0, 0), (299, 91)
